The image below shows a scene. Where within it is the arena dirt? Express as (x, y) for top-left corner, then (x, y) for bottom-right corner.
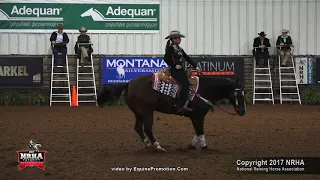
(0, 105), (319, 180)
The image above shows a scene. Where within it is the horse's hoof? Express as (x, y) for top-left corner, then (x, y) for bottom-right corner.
(201, 146), (208, 150)
(153, 142), (166, 152)
(187, 144), (196, 150)
(143, 139), (152, 148)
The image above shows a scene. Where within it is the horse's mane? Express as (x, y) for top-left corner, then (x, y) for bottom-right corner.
(199, 76), (237, 88)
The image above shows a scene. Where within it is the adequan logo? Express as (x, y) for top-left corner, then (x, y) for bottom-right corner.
(80, 7), (157, 22)
(0, 5), (63, 21)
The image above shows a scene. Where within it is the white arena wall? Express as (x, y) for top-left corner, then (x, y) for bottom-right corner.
(0, 0), (319, 56)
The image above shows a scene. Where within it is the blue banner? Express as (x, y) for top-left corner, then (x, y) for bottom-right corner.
(317, 58), (320, 84)
(102, 57), (168, 84)
(307, 58), (313, 84)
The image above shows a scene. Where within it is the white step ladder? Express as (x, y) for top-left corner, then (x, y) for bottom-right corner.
(253, 57), (274, 105)
(50, 53), (71, 106)
(76, 43), (97, 105)
(278, 46), (301, 104)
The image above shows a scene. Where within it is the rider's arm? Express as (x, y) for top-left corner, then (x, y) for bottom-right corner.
(182, 49), (197, 68)
(164, 46), (176, 67)
(266, 38), (271, 47)
(276, 36), (281, 46)
(253, 38), (259, 48)
(286, 36), (293, 45)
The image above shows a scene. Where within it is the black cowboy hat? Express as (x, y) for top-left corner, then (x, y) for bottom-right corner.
(258, 31), (267, 36)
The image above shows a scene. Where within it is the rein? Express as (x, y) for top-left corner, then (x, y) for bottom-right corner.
(216, 103), (236, 116)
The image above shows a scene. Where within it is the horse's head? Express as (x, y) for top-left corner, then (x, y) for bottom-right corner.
(226, 78), (246, 116)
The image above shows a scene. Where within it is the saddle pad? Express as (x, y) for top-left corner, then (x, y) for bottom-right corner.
(152, 73), (199, 101)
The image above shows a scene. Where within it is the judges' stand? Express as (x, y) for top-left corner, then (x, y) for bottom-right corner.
(276, 45), (301, 104)
(76, 43), (97, 106)
(50, 43), (71, 106)
(252, 47), (274, 105)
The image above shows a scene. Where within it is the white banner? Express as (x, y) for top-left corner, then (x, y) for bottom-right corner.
(295, 57), (313, 84)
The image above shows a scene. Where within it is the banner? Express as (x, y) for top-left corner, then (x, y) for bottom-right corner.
(102, 57), (168, 84)
(316, 58), (320, 84)
(186, 57), (245, 85)
(0, 56), (43, 85)
(295, 57), (313, 84)
(0, 3), (160, 32)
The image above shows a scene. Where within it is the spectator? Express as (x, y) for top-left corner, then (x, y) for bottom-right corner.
(276, 29), (293, 66)
(74, 27), (93, 66)
(50, 24), (69, 67)
(253, 31), (271, 67)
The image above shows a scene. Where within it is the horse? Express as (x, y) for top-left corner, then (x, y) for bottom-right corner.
(97, 70), (246, 152)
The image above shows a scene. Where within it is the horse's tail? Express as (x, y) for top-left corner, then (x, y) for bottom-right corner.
(97, 83), (128, 107)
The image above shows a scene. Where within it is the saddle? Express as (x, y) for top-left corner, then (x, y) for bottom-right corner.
(155, 68), (198, 86)
(152, 68), (199, 101)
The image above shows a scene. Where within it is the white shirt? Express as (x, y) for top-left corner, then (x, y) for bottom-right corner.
(56, 32), (63, 43)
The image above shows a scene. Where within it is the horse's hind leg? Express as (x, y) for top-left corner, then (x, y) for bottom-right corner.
(143, 112), (166, 152)
(134, 113), (151, 148)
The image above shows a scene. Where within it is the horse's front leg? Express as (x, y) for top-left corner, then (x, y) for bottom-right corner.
(189, 115), (208, 150)
(143, 111), (166, 152)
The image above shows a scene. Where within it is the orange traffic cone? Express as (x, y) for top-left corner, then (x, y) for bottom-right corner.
(71, 85), (78, 106)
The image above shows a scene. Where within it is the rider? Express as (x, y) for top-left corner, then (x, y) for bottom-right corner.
(164, 30), (200, 113)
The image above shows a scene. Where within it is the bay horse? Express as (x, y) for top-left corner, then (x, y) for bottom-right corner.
(97, 70), (246, 152)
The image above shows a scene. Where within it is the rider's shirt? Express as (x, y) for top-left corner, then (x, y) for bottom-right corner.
(164, 45), (197, 69)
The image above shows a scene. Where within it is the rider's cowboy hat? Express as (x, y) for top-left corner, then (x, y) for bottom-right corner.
(57, 24), (64, 29)
(258, 31), (267, 36)
(79, 27), (87, 32)
(281, 29), (289, 33)
(165, 30), (185, 39)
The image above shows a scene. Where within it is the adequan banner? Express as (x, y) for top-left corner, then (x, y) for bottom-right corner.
(186, 57), (245, 85)
(295, 57), (313, 84)
(0, 2), (160, 33)
(0, 56), (43, 85)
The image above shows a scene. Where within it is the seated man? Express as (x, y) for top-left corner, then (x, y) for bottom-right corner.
(50, 24), (69, 66)
(276, 29), (293, 66)
(253, 31), (271, 67)
(74, 27), (93, 66)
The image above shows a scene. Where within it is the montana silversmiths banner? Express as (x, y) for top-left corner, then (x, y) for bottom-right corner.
(102, 57), (167, 84)
(0, 2), (160, 32)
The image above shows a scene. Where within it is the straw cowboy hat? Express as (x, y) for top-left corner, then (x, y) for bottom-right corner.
(165, 30), (185, 39)
(258, 31), (267, 36)
(281, 29), (289, 33)
(79, 27), (87, 32)
(57, 24), (64, 29)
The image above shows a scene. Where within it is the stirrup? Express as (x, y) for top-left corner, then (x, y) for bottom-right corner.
(176, 106), (193, 113)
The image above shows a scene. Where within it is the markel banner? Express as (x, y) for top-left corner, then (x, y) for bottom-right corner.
(0, 56), (43, 85)
(0, 2), (160, 32)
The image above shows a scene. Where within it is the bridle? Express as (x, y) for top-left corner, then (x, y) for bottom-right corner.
(216, 88), (246, 116)
(192, 70), (246, 116)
